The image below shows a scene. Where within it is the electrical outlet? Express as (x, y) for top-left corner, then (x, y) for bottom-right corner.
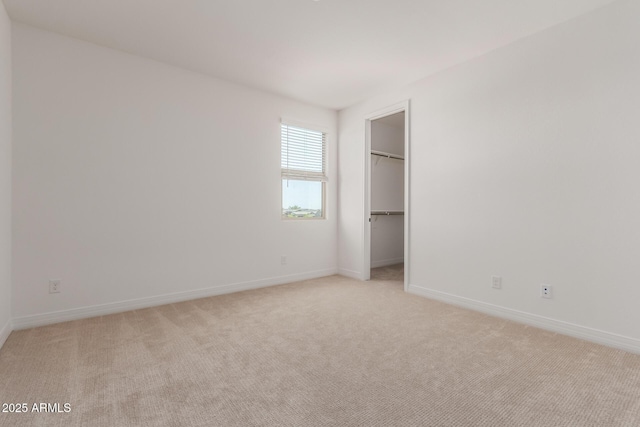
(491, 276), (502, 289)
(541, 284), (552, 299)
(49, 279), (61, 294)
(281, 255), (287, 265)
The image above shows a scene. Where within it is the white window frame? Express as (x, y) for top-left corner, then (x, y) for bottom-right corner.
(281, 120), (328, 220)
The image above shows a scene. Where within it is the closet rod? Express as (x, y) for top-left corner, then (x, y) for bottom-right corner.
(371, 211), (404, 216)
(371, 150), (404, 160)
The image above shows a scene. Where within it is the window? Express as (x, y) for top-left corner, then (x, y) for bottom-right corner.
(281, 123), (327, 219)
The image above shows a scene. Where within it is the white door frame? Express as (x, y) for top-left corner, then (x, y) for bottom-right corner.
(364, 100), (410, 291)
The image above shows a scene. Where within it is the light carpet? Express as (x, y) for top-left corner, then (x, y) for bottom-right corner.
(1, 267), (639, 426)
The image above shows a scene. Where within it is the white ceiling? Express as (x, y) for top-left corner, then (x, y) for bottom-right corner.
(4, 0), (617, 110)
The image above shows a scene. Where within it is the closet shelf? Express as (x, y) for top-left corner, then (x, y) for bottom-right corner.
(371, 211), (404, 216)
(371, 150), (404, 160)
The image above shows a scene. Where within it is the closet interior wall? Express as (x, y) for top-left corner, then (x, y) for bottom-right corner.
(370, 114), (405, 268)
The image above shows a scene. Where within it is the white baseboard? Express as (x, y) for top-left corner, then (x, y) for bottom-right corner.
(0, 318), (12, 350)
(408, 284), (640, 355)
(12, 268), (338, 330)
(371, 257), (404, 268)
(338, 268), (362, 280)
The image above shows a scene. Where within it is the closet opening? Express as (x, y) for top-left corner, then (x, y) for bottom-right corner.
(364, 101), (410, 290)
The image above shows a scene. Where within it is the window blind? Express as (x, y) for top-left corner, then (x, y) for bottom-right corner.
(281, 123), (327, 182)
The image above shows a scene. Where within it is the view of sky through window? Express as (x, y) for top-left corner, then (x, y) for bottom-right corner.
(282, 180), (322, 209)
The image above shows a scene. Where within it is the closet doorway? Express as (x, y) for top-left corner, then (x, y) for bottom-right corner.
(364, 101), (410, 290)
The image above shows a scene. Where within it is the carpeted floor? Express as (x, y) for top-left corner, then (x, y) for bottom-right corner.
(1, 267), (639, 426)
(370, 263), (404, 282)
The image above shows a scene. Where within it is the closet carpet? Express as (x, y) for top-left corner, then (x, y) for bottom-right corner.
(1, 267), (639, 426)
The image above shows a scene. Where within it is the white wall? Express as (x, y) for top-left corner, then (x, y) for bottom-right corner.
(371, 119), (404, 157)
(12, 23), (337, 326)
(0, 1), (11, 347)
(339, 0), (640, 351)
(370, 213), (403, 268)
(370, 120), (404, 267)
